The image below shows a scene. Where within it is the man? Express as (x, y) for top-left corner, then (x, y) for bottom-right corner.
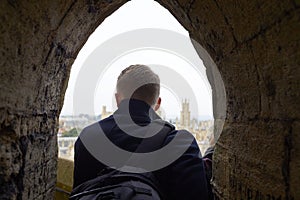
(73, 64), (211, 199)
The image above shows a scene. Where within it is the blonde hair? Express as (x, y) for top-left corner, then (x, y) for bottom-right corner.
(116, 64), (160, 105)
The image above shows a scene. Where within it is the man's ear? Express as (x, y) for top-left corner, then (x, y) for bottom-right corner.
(115, 93), (122, 107)
(154, 97), (161, 111)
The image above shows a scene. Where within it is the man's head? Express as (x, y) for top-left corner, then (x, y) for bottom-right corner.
(115, 64), (161, 110)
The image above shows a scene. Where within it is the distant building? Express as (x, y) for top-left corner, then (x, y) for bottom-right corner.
(58, 137), (77, 160)
(180, 99), (191, 128)
(101, 105), (113, 119)
(175, 99), (214, 153)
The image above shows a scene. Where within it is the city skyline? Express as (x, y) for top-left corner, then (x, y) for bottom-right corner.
(60, 99), (214, 121)
(58, 99), (214, 159)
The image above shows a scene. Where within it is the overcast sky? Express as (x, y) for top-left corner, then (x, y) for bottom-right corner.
(60, 0), (213, 120)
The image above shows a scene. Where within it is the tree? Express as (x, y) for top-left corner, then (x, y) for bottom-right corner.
(62, 128), (79, 137)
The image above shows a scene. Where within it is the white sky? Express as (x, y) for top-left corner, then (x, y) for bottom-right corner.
(60, 0), (213, 120)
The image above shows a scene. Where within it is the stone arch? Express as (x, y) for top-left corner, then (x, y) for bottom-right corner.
(0, 0), (299, 199)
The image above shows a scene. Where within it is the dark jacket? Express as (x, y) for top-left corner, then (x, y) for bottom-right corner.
(73, 99), (210, 199)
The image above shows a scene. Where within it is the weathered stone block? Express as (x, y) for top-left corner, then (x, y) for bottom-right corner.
(217, 45), (261, 122)
(188, 0), (237, 58)
(251, 11), (300, 120)
(215, 0), (295, 43)
(290, 121), (300, 199)
(213, 120), (291, 199)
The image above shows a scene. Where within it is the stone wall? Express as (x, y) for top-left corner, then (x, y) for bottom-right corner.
(0, 1), (127, 199)
(0, 0), (299, 199)
(158, 1), (300, 199)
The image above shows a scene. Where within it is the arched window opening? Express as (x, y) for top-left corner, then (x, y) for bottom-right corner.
(58, 0), (217, 160)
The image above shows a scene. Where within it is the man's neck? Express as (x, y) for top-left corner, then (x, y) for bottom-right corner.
(115, 99), (160, 120)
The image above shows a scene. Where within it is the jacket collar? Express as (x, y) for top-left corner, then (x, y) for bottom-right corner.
(114, 99), (160, 121)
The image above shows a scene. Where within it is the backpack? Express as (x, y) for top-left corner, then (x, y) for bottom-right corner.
(69, 121), (173, 200)
(69, 169), (162, 200)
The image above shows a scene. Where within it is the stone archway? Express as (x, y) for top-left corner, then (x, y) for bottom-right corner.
(0, 1), (299, 199)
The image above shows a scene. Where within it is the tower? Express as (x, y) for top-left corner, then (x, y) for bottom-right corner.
(180, 99), (191, 129)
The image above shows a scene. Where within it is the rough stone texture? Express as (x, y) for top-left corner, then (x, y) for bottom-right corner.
(0, 1), (127, 199)
(291, 121), (300, 198)
(158, 1), (300, 199)
(0, 0), (299, 199)
(56, 158), (74, 193)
